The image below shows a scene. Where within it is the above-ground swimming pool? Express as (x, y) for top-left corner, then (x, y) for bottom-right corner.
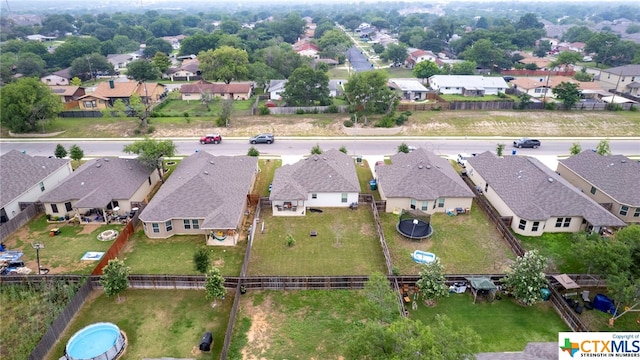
(65, 322), (125, 360)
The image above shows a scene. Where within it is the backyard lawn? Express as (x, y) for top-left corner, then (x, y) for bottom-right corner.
(517, 232), (587, 273)
(2, 214), (121, 275)
(119, 230), (246, 276)
(45, 289), (232, 360)
(248, 207), (387, 275)
(411, 291), (569, 352)
(382, 206), (515, 275)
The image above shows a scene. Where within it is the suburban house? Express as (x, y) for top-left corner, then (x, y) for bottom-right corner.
(466, 152), (625, 236)
(161, 35), (186, 50)
(179, 80), (253, 101)
(0, 150), (72, 224)
(77, 79), (166, 110)
(138, 152), (258, 243)
(49, 85), (86, 109)
(41, 74), (69, 86)
(39, 157), (160, 223)
(510, 76), (607, 99)
(375, 148), (475, 214)
(557, 151), (640, 224)
(166, 58), (201, 81)
(294, 43), (320, 59)
(428, 75), (509, 96)
(404, 49), (438, 69)
(269, 149), (360, 216)
(106, 54), (134, 72)
(389, 78), (429, 100)
(268, 80), (287, 100)
(596, 64), (640, 97)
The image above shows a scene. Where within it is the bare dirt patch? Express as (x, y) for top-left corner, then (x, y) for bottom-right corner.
(240, 296), (283, 360)
(77, 224), (101, 235)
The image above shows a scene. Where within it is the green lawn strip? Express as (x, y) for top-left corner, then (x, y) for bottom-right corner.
(516, 232), (587, 273)
(3, 214), (119, 275)
(120, 230), (245, 276)
(412, 292), (569, 352)
(440, 94), (516, 102)
(248, 208), (387, 275)
(255, 158), (281, 197)
(233, 290), (365, 359)
(45, 289), (232, 360)
(355, 158), (381, 200)
(382, 207), (515, 275)
(153, 99), (254, 117)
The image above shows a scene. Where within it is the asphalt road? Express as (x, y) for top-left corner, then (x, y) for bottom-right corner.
(1, 138), (639, 159)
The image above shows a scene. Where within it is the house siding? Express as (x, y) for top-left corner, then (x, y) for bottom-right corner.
(557, 163), (639, 224)
(384, 197), (472, 214)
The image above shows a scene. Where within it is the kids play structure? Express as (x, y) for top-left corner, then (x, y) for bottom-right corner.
(396, 209), (433, 240)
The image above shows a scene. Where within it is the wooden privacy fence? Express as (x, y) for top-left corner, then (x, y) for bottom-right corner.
(0, 203), (42, 242)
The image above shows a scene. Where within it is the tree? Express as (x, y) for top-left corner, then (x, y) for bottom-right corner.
(496, 143), (505, 157)
(54, 144), (67, 159)
(460, 39), (505, 69)
(413, 60), (440, 81)
(70, 77), (82, 86)
(344, 70), (397, 125)
(0, 78), (63, 133)
(595, 139), (611, 155)
(450, 60), (477, 75)
(281, 65), (331, 107)
(339, 146), (348, 154)
(363, 272), (399, 323)
(397, 143), (410, 153)
(123, 137), (177, 182)
(346, 315), (480, 360)
(574, 68), (593, 82)
(569, 143), (582, 155)
(550, 51), (583, 70)
(501, 250), (548, 306)
(516, 13), (544, 30)
(199, 46), (249, 84)
(381, 43), (408, 66)
(204, 267), (226, 306)
(193, 248), (210, 274)
(415, 259), (449, 306)
(69, 144), (84, 166)
(517, 93), (533, 110)
(99, 258), (130, 303)
(247, 147), (260, 157)
(534, 40), (551, 57)
(126, 59), (162, 81)
(217, 98), (234, 127)
(552, 82), (581, 110)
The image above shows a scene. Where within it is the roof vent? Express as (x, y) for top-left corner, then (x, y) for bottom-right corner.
(621, 159), (627, 163)
(209, 160), (215, 164)
(313, 155), (318, 161)
(418, 164), (424, 169)
(204, 170), (209, 175)
(81, 182), (84, 186)
(426, 165), (431, 169)
(547, 177), (554, 183)
(96, 163), (102, 168)
(104, 158), (109, 162)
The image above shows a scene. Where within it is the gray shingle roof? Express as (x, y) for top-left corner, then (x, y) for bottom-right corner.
(139, 152), (257, 229)
(468, 152), (625, 227)
(376, 148), (475, 200)
(0, 150), (70, 207)
(559, 151), (640, 206)
(269, 149), (359, 201)
(38, 157), (153, 207)
(600, 64), (640, 77)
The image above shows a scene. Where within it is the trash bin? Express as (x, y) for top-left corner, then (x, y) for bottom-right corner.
(356, 156), (362, 163)
(199, 332), (213, 351)
(369, 179), (377, 190)
(511, 150), (517, 155)
(540, 288), (551, 301)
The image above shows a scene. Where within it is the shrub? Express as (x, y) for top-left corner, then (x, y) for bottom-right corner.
(259, 106), (270, 115)
(247, 147), (260, 157)
(343, 120), (354, 127)
(325, 105), (339, 113)
(146, 125), (155, 134)
(193, 248), (210, 273)
(133, 128), (142, 135)
(183, 112), (189, 118)
(296, 109), (305, 115)
(286, 234), (296, 247)
(395, 113), (409, 126)
(431, 105), (442, 111)
(544, 102), (556, 110)
(375, 116), (396, 128)
(497, 92), (508, 98)
(630, 104), (638, 112)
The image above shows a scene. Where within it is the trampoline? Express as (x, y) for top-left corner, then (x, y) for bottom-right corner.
(397, 219), (433, 239)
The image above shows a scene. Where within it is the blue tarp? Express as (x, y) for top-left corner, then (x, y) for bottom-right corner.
(592, 294), (616, 315)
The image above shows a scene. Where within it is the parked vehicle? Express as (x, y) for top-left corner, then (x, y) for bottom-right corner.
(250, 133), (274, 144)
(200, 133), (222, 144)
(513, 138), (541, 149)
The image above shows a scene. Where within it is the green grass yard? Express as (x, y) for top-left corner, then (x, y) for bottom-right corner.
(517, 232), (587, 274)
(248, 207), (387, 275)
(45, 289), (232, 360)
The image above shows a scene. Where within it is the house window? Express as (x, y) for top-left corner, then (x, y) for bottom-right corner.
(437, 198), (445, 208)
(51, 204), (59, 213)
(410, 199), (416, 209)
(312, 193), (317, 199)
(65, 202), (72, 211)
(555, 218), (563, 228)
(518, 219), (526, 230)
(83, 100), (96, 108)
(590, 186), (596, 195)
(165, 220), (173, 232)
(39, 182), (45, 192)
(152, 223), (159, 233)
(341, 193), (348, 203)
(485, 183), (489, 193)
(192, 219), (199, 229)
(421, 201), (428, 211)
(633, 208), (640, 217)
(148, 177), (152, 185)
(620, 205), (629, 216)
(184, 219), (191, 229)
(563, 218), (571, 228)
(532, 221), (540, 232)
